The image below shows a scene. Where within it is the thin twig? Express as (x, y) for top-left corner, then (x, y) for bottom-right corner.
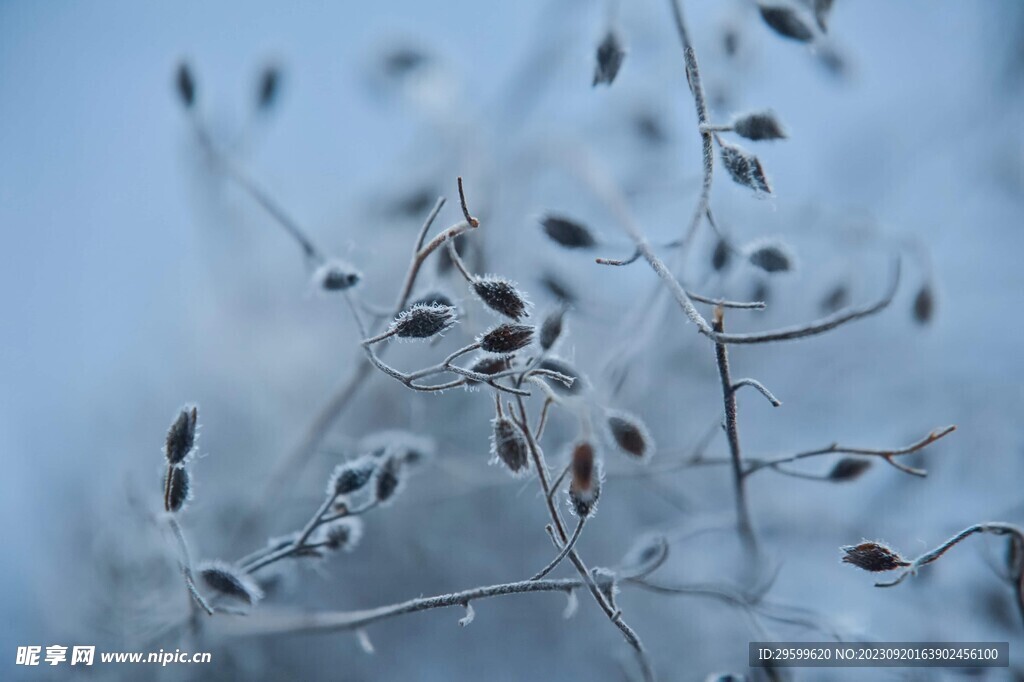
(712, 308), (757, 553)
(167, 516), (214, 616)
(731, 379), (781, 408)
(531, 517), (586, 581)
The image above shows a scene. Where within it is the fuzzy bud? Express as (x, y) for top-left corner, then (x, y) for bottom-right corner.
(758, 4), (815, 42)
(391, 303), (458, 339)
(711, 238), (731, 271)
(465, 355), (512, 385)
(198, 561), (263, 604)
(820, 284), (849, 314)
(480, 323), (534, 354)
(720, 141), (772, 193)
(540, 273), (577, 306)
(593, 30), (625, 86)
(473, 276), (530, 321)
(733, 111), (787, 141)
(409, 291), (455, 310)
(490, 417), (530, 476)
(912, 285), (934, 325)
(373, 455), (404, 505)
(606, 410), (654, 460)
(329, 455), (378, 496)
(828, 458), (872, 482)
(538, 357), (585, 396)
(175, 62), (195, 108)
(841, 542), (910, 572)
(360, 430), (435, 468)
(568, 441), (601, 518)
(540, 215), (597, 249)
(315, 517), (364, 553)
(164, 406), (198, 465)
(747, 240), (793, 273)
(313, 260), (361, 292)
(164, 465), (190, 513)
(256, 63), (281, 111)
(539, 308), (566, 351)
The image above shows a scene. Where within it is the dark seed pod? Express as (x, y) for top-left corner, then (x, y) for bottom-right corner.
(256, 63), (281, 111)
(711, 238), (731, 271)
(391, 303), (458, 339)
(593, 30), (625, 86)
(360, 431), (434, 468)
(313, 260), (361, 292)
(383, 46), (428, 77)
(373, 455), (403, 505)
(480, 323), (534, 354)
(472, 276), (530, 321)
(732, 111), (787, 141)
(490, 417), (530, 476)
(164, 465), (190, 513)
(538, 358), (585, 396)
(820, 284), (849, 314)
(198, 562), (263, 604)
(175, 62), (195, 108)
(539, 273), (576, 306)
(828, 458), (872, 482)
(720, 141), (772, 193)
(747, 241), (793, 273)
(409, 291), (455, 310)
(841, 542), (910, 572)
(317, 518), (363, 553)
(634, 112), (666, 146)
(539, 308), (566, 351)
(568, 441), (601, 518)
(465, 355), (512, 385)
(622, 532), (669, 573)
(912, 285), (934, 325)
(758, 4), (815, 42)
(606, 410), (654, 460)
(329, 455), (378, 496)
(540, 215), (597, 249)
(165, 406), (198, 465)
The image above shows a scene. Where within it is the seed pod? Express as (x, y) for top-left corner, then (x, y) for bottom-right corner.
(540, 215), (597, 249)
(165, 406), (198, 465)
(391, 303), (458, 339)
(634, 112), (667, 146)
(317, 517), (364, 553)
(164, 465), (190, 513)
(841, 542), (909, 572)
(256, 63), (281, 111)
(711, 238), (731, 271)
(313, 260), (361, 292)
(383, 46), (428, 77)
(480, 323), (534, 354)
(473, 276), (530, 321)
(606, 410), (654, 460)
(373, 455), (403, 505)
(175, 62), (195, 108)
(539, 309), (566, 351)
(622, 532), (670, 573)
(820, 283), (849, 314)
(490, 417), (530, 476)
(732, 111), (787, 141)
(593, 30), (625, 86)
(912, 285), (934, 325)
(465, 355), (512, 385)
(813, 0), (834, 33)
(360, 431), (435, 468)
(538, 357), (585, 396)
(409, 291), (455, 310)
(747, 240), (793, 273)
(539, 273), (577, 306)
(758, 4), (815, 42)
(719, 140), (772, 193)
(568, 441), (601, 518)
(329, 455), (378, 496)
(828, 458), (871, 482)
(198, 561), (263, 604)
